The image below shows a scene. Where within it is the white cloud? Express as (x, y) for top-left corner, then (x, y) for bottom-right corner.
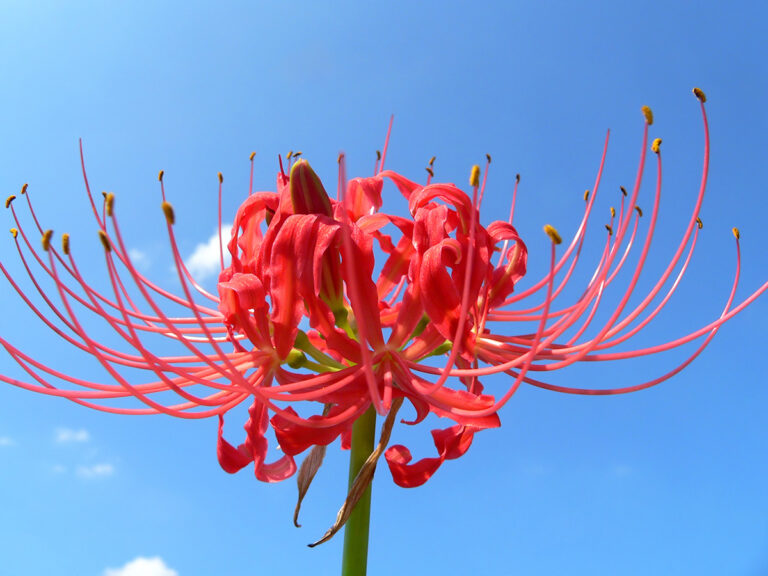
(128, 248), (150, 270)
(76, 463), (114, 478)
(55, 428), (90, 444)
(0, 436), (15, 447)
(183, 224), (233, 281)
(103, 557), (178, 576)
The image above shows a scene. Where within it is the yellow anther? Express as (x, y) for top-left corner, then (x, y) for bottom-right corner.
(217, 172), (223, 184)
(249, 152), (256, 161)
(337, 153), (344, 164)
(605, 224), (613, 236)
(429, 156), (436, 166)
(732, 227), (740, 240)
(62, 233), (70, 255)
(469, 165), (480, 187)
(162, 201), (175, 225)
(425, 167), (434, 177)
(515, 173), (520, 183)
(5, 195), (16, 209)
(543, 224), (562, 245)
(286, 150), (293, 159)
(642, 105), (654, 125)
(105, 193), (115, 217)
(696, 217), (703, 229)
(635, 206), (643, 217)
(41, 229), (53, 252)
(158, 170), (164, 182)
(620, 185), (627, 196)
(98, 230), (111, 252)
(584, 190), (590, 201)
(651, 138), (662, 154)
(376, 150), (382, 161)
(485, 153), (492, 164)
(101, 191), (108, 199)
(10, 228), (18, 239)
(293, 151), (303, 158)
(610, 206), (616, 218)
(693, 87), (707, 103)
(21, 183), (28, 195)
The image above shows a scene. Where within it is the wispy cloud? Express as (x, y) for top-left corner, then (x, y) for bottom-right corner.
(55, 428), (90, 444)
(103, 556), (178, 576)
(183, 224), (233, 281)
(0, 436), (15, 447)
(76, 463), (114, 478)
(611, 464), (633, 478)
(128, 248), (150, 271)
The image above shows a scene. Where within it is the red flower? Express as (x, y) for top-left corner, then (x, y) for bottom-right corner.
(2, 88), (766, 503)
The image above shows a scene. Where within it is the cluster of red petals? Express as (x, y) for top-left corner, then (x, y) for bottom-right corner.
(214, 156), (525, 486)
(2, 91), (766, 489)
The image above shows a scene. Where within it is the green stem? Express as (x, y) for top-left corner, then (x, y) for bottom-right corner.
(341, 405), (376, 576)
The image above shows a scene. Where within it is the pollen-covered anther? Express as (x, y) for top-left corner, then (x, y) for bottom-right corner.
(469, 165), (480, 187)
(732, 227), (740, 240)
(620, 185), (627, 196)
(158, 170), (164, 182)
(516, 173), (520, 183)
(41, 229), (53, 252)
(10, 228), (18, 239)
(376, 150), (382, 161)
(98, 230), (111, 252)
(249, 152), (256, 161)
(605, 224), (613, 236)
(217, 172), (223, 184)
(5, 195), (15, 209)
(635, 206), (643, 217)
(429, 156), (436, 166)
(162, 201), (175, 225)
(642, 105), (654, 125)
(105, 193), (115, 217)
(610, 206), (616, 218)
(543, 224), (562, 245)
(425, 167), (434, 177)
(287, 151), (293, 160)
(337, 153), (344, 164)
(652, 138), (662, 154)
(21, 183), (28, 195)
(485, 153), (492, 164)
(693, 87), (707, 103)
(584, 190), (590, 201)
(696, 217), (703, 229)
(293, 151), (303, 158)
(62, 233), (70, 255)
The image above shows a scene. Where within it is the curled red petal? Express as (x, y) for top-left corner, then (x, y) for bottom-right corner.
(385, 425), (476, 488)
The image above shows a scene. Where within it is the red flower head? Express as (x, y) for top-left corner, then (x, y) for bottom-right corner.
(2, 88), (766, 540)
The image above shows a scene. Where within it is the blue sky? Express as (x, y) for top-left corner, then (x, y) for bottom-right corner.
(1, 2), (766, 575)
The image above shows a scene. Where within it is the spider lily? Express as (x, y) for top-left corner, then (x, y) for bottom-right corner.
(1, 88), (765, 544)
